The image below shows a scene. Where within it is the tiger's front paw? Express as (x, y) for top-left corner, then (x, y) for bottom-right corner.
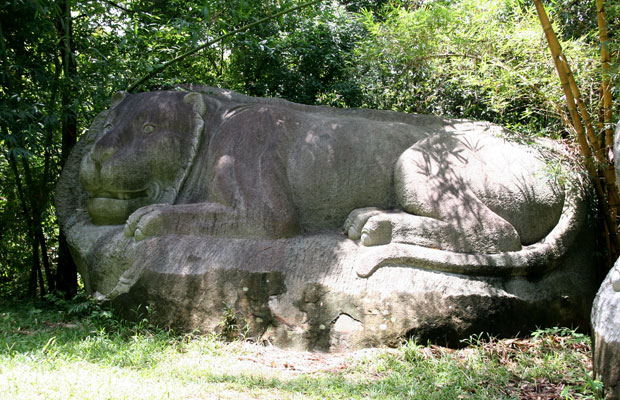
(124, 204), (173, 241)
(344, 208), (393, 246)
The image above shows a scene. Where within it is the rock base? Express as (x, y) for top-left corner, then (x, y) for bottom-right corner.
(70, 229), (598, 351)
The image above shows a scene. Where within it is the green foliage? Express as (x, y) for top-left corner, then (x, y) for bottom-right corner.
(0, 0), (70, 297)
(354, 0), (600, 137)
(219, 1), (366, 107)
(218, 303), (250, 342)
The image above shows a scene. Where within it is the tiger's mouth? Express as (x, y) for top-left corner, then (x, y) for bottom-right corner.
(89, 188), (150, 201)
(86, 183), (161, 225)
(88, 181), (162, 202)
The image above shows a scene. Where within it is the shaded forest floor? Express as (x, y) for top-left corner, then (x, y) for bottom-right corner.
(0, 296), (603, 399)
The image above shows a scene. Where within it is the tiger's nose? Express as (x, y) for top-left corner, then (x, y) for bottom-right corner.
(90, 129), (121, 167)
(90, 147), (114, 164)
(90, 146), (115, 169)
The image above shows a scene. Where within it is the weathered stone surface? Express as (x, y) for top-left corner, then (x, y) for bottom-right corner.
(591, 121), (620, 399)
(56, 85), (598, 350)
(593, 265), (620, 399)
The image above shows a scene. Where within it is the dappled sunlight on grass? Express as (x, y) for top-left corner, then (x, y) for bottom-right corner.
(0, 297), (603, 399)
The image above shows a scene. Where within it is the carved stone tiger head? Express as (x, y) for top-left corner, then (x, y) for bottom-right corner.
(79, 91), (206, 225)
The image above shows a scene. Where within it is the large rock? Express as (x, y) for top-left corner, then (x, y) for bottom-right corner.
(56, 86), (598, 350)
(592, 121), (620, 399)
(593, 266), (620, 399)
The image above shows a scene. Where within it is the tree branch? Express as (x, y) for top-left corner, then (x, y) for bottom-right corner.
(102, 0), (132, 14)
(126, 0), (322, 92)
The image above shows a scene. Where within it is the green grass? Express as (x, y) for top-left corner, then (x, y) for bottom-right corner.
(0, 295), (604, 399)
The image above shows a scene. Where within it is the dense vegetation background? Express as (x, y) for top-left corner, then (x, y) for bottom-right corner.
(0, 0), (618, 298)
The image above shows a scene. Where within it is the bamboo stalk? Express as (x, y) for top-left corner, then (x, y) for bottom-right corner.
(597, 0), (613, 154)
(559, 57), (604, 160)
(535, 2), (616, 203)
(559, 53), (620, 219)
(535, 8), (605, 165)
(598, 89), (605, 148)
(534, 2), (590, 155)
(534, 0), (620, 253)
(596, 0), (618, 228)
(559, 54), (619, 194)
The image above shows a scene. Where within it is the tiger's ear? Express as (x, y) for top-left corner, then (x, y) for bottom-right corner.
(183, 92), (206, 116)
(110, 91), (129, 109)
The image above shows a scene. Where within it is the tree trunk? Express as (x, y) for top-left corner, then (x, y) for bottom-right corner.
(20, 157), (55, 293)
(55, 0), (79, 296)
(35, 240), (46, 298)
(55, 230), (77, 297)
(6, 151), (46, 297)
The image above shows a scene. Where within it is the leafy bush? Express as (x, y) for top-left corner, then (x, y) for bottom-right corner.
(354, 0), (600, 137)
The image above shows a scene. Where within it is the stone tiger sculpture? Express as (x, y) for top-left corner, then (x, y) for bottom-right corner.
(55, 87), (595, 350)
(78, 87), (565, 256)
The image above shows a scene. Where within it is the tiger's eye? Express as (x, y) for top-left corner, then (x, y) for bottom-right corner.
(143, 124), (155, 134)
